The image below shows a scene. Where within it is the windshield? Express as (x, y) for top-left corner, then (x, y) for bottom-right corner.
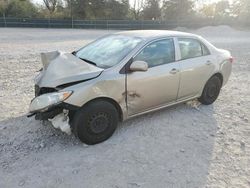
(75, 35), (143, 68)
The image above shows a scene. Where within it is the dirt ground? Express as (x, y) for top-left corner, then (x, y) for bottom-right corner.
(0, 26), (249, 188)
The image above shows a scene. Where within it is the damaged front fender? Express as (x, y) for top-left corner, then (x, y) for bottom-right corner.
(62, 72), (128, 120)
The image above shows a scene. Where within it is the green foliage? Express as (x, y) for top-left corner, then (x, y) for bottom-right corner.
(143, 0), (161, 20)
(161, 0), (194, 21)
(0, 0), (38, 18)
(59, 0), (130, 20)
(0, 0), (250, 24)
(104, 0), (129, 20)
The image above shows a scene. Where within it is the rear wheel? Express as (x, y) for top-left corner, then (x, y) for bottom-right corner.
(72, 100), (119, 145)
(198, 76), (222, 105)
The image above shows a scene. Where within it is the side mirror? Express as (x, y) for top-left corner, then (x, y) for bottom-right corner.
(130, 61), (148, 72)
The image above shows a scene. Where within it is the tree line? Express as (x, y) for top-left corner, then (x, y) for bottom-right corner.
(0, 0), (250, 23)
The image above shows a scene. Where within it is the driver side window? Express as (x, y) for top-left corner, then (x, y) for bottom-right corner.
(134, 39), (175, 68)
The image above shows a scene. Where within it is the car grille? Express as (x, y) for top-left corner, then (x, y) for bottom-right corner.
(35, 85), (57, 96)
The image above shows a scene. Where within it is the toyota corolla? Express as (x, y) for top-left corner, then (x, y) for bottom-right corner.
(28, 30), (233, 145)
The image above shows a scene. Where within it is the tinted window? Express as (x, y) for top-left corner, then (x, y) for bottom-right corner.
(178, 38), (203, 60)
(134, 39), (175, 68)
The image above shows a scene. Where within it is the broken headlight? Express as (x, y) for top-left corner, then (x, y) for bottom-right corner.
(29, 91), (73, 113)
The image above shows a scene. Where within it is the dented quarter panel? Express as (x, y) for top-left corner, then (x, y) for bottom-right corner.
(220, 60), (232, 86)
(217, 49), (232, 86)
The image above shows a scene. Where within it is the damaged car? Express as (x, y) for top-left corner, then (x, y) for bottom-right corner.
(28, 30), (233, 145)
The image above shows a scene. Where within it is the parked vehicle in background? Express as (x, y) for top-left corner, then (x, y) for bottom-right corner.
(28, 30), (233, 145)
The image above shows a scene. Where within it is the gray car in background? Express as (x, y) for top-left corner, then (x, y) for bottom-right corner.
(28, 30), (233, 144)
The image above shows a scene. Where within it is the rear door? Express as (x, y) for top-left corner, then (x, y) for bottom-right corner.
(126, 38), (180, 115)
(176, 38), (215, 100)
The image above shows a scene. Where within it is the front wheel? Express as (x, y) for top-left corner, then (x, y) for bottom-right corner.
(198, 76), (222, 105)
(72, 100), (119, 145)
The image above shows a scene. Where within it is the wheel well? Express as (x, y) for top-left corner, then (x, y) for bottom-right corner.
(200, 73), (224, 96)
(82, 97), (123, 122)
(212, 73), (223, 85)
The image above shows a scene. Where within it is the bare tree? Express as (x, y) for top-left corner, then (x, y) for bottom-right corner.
(131, 0), (145, 20)
(43, 0), (57, 16)
(43, 0), (58, 26)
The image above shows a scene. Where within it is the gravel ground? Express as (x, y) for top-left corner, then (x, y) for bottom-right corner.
(0, 26), (249, 188)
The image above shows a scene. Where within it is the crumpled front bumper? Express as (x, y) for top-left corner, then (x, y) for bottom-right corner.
(27, 102), (79, 120)
(34, 106), (63, 120)
(49, 111), (72, 135)
(27, 102), (79, 135)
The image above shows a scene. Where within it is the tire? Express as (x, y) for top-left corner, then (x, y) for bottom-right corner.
(72, 100), (119, 145)
(198, 76), (222, 105)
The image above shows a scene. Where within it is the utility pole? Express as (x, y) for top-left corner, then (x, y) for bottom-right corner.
(70, 0), (73, 28)
(3, 12), (6, 27)
(2, 0), (8, 27)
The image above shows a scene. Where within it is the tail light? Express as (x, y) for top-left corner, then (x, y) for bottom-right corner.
(229, 56), (234, 63)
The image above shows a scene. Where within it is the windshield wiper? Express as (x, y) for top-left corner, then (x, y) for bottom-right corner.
(78, 57), (97, 66)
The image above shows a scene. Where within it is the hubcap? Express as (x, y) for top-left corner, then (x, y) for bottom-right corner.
(88, 113), (109, 134)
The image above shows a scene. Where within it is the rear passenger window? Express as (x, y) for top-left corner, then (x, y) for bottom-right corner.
(178, 38), (209, 60)
(201, 43), (210, 56)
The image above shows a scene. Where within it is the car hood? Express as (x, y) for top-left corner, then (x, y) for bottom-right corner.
(36, 51), (103, 88)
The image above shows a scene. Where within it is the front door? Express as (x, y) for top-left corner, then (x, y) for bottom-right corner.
(126, 38), (180, 116)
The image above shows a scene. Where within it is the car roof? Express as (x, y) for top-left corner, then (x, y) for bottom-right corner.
(115, 30), (199, 40)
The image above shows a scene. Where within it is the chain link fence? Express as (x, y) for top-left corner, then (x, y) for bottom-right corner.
(0, 17), (248, 30)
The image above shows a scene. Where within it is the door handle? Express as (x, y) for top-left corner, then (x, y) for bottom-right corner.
(206, 60), (212, 65)
(170, 68), (179, 74)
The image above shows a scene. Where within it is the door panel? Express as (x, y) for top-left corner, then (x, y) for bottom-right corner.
(126, 38), (180, 116)
(177, 56), (215, 100)
(176, 38), (216, 100)
(127, 62), (180, 115)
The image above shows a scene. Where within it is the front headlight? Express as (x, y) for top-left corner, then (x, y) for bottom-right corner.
(29, 91), (73, 113)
